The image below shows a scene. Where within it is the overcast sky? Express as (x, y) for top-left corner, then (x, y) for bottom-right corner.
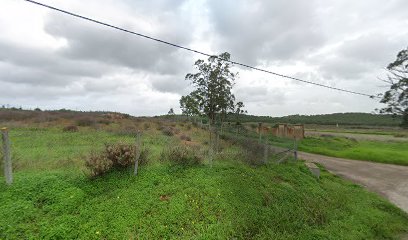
(0, 0), (407, 116)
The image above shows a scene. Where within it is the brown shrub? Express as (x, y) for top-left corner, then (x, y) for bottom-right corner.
(105, 143), (136, 167)
(85, 152), (113, 177)
(76, 117), (94, 127)
(97, 119), (112, 125)
(161, 127), (174, 136)
(180, 134), (191, 141)
(85, 143), (149, 178)
(63, 125), (79, 132)
(143, 122), (150, 130)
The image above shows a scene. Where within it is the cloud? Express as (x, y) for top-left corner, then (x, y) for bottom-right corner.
(1, 0), (407, 116)
(207, 0), (326, 64)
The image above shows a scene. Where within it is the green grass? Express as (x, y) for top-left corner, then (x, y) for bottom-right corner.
(1, 126), (408, 239)
(1, 162), (407, 239)
(298, 136), (408, 165)
(6, 127), (172, 172)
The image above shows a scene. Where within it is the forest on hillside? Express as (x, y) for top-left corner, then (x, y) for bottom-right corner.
(228, 113), (402, 126)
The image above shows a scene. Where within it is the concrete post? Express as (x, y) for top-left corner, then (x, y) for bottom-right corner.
(1, 127), (12, 185)
(134, 131), (141, 176)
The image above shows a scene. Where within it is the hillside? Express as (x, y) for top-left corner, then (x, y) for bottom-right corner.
(0, 112), (407, 238)
(230, 112), (402, 126)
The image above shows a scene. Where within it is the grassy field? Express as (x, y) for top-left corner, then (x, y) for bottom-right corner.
(1, 119), (408, 239)
(298, 136), (408, 165)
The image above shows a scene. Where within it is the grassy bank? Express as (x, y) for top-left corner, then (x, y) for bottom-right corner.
(1, 161), (408, 239)
(1, 125), (408, 239)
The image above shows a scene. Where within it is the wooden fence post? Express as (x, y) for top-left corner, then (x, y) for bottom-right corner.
(1, 127), (13, 185)
(258, 122), (262, 142)
(293, 137), (298, 161)
(134, 131), (142, 176)
(263, 143), (268, 164)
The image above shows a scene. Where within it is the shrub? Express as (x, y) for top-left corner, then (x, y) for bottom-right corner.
(143, 122), (150, 130)
(76, 118), (94, 127)
(85, 143), (149, 178)
(161, 127), (174, 136)
(173, 128), (181, 134)
(105, 143), (136, 167)
(180, 134), (192, 141)
(97, 119), (112, 125)
(63, 125), (79, 132)
(161, 145), (203, 166)
(239, 139), (265, 166)
(85, 152), (113, 177)
(186, 124), (192, 130)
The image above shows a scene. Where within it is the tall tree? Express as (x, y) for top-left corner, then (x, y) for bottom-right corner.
(378, 47), (408, 128)
(182, 52), (238, 125)
(179, 92), (200, 118)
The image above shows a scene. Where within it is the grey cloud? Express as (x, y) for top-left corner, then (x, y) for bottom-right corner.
(315, 33), (407, 81)
(44, 9), (193, 76)
(0, 41), (115, 85)
(207, 0), (326, 65)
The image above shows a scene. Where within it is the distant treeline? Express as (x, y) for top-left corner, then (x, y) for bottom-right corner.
(227, 113), (402, 126)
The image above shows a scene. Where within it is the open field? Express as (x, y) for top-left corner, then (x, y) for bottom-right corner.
(258, 124), (408, 166)
(299, 136), (408, 166)
(1, 111), (407, 239)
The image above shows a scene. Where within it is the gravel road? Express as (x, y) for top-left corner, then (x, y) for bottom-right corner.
(299, 152), (408, 213)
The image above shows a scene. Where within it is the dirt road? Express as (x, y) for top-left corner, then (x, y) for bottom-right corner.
(299, 152), (408, 213)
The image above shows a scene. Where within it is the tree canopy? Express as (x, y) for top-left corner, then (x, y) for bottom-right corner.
(180, 52), (243, 124)
(378, 47), (408, 128)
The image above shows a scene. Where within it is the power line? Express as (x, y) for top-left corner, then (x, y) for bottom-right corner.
(23, 0), (378, 98)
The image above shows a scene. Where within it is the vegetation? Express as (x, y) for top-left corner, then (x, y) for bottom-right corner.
(1, 110), (408, 238)
(180, 52), (242, 125)
(299, 136), (408, 165)
(1, 154), (408, 238)
(228, 112), (401, 126)
(262, 134), (408, 166)
(377, 47), (408, 128)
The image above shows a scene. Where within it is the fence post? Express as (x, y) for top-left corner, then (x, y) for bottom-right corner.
(263, 143), (268, 164)
(134, 131), (142, 176)
(258, 122), (262, 142)
(293, 137), (298, 161)
(1, 127), (13, 185)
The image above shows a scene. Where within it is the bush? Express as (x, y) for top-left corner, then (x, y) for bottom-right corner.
(161, 145), (203, 166)
(143, 122), (150, 130)
(85, 143), (149, 178)
(180, 134), (192, 141)
(76, 118), (94, 127)
(173, 128), (181, 134)
(161, 127), (174, 136)
(105, 143), (137, 167)
(97, 119), (112, 125)
(62, 125), (79, 132)
(85, 152), (113, 177)
(240, 139), (265, 166)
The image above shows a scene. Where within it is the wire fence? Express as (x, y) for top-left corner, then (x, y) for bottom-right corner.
(196, 121), (299, 165)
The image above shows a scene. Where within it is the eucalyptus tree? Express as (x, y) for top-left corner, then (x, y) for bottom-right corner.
(182, 52), (238, 126)
(378, 47), (408, 128)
